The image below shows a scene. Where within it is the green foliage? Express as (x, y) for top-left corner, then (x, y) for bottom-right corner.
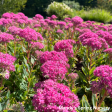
(77, 8), (112, 23)
(75, 0), (97, 8)
(22, 0), (63, 17)
(97, 0), (112, 13)
(62, 0), (82, 10)
(0, 0), (27, 16)
(46, 1), (74, 20)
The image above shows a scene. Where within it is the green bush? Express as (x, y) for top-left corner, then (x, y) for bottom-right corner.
(77, 8), (112, 23)
(62, 0), (82, 10)
(46, 1), (74, 20)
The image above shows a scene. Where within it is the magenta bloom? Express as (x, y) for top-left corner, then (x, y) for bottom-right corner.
(35, 50), (43, 60)
(19, 27), (43, 42)
(0, 32), (14, 43)
(32, 79), (80, 111)
(79, 32), (108, 50)
(2, 12), (13, 19)
(40, 51), (68, 64)
(68, 72), (78, 80)
(72, 16), (83, 26)
(8, 26), (21, 35)
(51, 15), (57, 20)
(0, 52), (16, 71)
(30, 42), (44, 49)
(33, 14), (44, 20)
(56, 29), (63, 34)
(90, 81), (104, 94)
(96, 30), (112, 46)
(40, 60), (69, 81)
(4, 70), (10, 79)
(54, 39), (76, 57)
(91, 65), (112, 97)
(104, 48), (112, 54)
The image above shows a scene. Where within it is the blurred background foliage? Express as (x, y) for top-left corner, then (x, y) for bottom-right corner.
(0, 0), (112, 18)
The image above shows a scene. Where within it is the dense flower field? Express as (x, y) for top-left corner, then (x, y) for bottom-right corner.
(0, 12), (112, 112)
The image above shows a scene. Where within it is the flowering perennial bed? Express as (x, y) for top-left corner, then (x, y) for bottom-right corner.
(0, 12), (112, 111)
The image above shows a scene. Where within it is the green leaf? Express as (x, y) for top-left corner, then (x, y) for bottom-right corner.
(31, 56), (34, 65)
(76, 70), (88, 83)
(22, 45), (26, 52)
(92, 93), (98, 107)
(89, 67), (95, 76)
(81, 95), (92, 112)
(0, 103), (2, 111)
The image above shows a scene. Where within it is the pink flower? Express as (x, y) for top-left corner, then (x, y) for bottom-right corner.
(54, 39), (76, 57)
(72, 16), (83, 26)
(56, 29), (63, 34)
(8, 26), (21, 35)
(40, 51), (68, 64)
(51, 15), (57, 20)
(30, 42), (44, 49)
(0, 52), (16, 71)
(19, 27), (43, 42)
(40, 60), (69, 81)
(32, 79), (80, 111)
(0, 32), (14, 43)
(104, 48), (112, 54)
(91, 65), (112, 97)
(4, 70), (10, 79)
(68, 72), (78, 80)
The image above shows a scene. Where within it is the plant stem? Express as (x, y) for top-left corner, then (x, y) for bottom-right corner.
(94, 91), (107, 112)
(5, 42), (7, 53)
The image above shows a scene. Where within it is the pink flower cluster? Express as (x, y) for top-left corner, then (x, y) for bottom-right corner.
(0, 32), (14, 43)
(54, 39), (76, 57)
(79, 32), (108, 50)
(96, 30), (112, 46)
(51, 15), (57, 20)
(40, 51), (68, 64)
(33, 14), (44, 20)
(104, 48), (112, 54)
(56, 29), (63, 34)
(40, 60), (69, 81)
(19, 27), (43, 42)
(68, 72), (78, 81)
(0, 52), (16, 71)
(32, 79), (80, 112)
(72, 16), (83, 26)
(30, 42), (44, 50)
(8, 26), (21, 35)
(91, 65), (112, 97)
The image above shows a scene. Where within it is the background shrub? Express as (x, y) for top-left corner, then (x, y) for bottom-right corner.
(62, 0), (82, 10)
(46, 1), (74, 20)
(77, 8), (112, 23)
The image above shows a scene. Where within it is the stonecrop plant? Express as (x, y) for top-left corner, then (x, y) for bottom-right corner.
(0, 12), (112, 112)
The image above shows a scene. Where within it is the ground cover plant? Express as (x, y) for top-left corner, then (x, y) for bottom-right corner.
(0, 12), (112, 112)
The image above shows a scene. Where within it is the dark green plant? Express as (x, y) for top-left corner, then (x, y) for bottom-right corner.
(0, 0), (27, 16)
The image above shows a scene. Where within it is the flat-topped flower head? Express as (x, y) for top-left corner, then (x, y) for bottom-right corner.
(33, 14), (44, 20)
(56, 29), (63, 34)
(0, 32), (14, 43)
(32, 79), (80, 111)
(40, 60), (70, 81)
(19, 27), (43, 42)
(104, 48), (112, 54)
(0, 52), (16, 71)
(40, 51), (68, 64)
(91, 65), (112, 98)
(51, 15), (57, 20)
(8, 26), (21, 35)
(54, 39), (76, 57)
(72, 16), (83, 26)
(30, 42), (44, 50)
